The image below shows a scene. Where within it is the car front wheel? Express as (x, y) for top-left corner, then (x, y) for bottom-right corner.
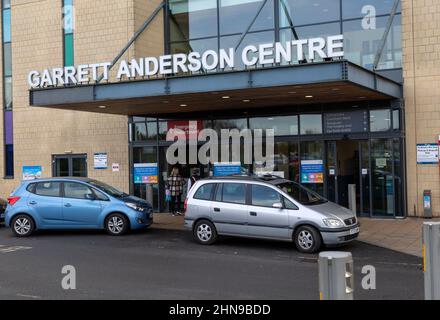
(105, 213), (129, 236)
(294, 225), (322, 253)
(193, 220), (217, 245)
(12, 214), (35, 237)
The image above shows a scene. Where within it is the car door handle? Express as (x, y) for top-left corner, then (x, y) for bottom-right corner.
(250, 211), (257, 216)
(29, 201), (37, 205)
(64, 203), (72, 208)
(214, 208), (221, 212)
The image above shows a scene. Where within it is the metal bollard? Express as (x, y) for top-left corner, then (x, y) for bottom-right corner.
(423, 222), (440, 300)
(319, 251), (354, 300)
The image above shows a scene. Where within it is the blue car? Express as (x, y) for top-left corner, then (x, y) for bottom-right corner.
(5, 178), (153, 237)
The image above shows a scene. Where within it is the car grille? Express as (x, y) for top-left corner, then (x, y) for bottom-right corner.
(340, 234), (359, 242)
(344, 217), (357, 226)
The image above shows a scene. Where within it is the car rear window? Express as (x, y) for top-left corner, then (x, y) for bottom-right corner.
(193, 183), (215, 201)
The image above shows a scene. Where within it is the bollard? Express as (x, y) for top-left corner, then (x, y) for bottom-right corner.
(318, 251), (354, 300)
(423, 222), (440, 300)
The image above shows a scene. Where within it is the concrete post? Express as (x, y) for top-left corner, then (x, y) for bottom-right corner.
(319, 251), (354, 300)
(348, 184), (356, 215)
(423, 222), (440, 300)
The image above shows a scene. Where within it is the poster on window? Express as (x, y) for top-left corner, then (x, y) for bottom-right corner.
(134, 163), (158, 184)
(300, 160), (324, 184)
(213, 162), (242, 177)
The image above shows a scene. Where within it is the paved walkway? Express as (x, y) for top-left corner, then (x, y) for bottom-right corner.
(152, 213), (439, 257)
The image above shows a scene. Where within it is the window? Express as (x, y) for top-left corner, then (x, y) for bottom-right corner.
(370, 109), (391, 132)
(300, 114), (322, 135)
(283, 197), (298, 210)
(93, 188), (109, 201)
(249, 115), (298, 136)
(194, 183), (215, 200)
(342, 0), (401, 20)
(35, 182), (61, 197)
(251, 184), (281, 207)
(64, 182), (94, 200)
(5, 144), (13, 177)
(221, 183), (246, 204)
(215, 183), (223, 202)
(63, 0), (74, 67)
(219, 0), (274, 35)
(393, 109), (400, 130)
(279, 0), (340, 27)
(53, 154), (87, 177)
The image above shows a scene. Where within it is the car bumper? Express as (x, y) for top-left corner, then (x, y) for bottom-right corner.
(184, 219), (193, 230)
(321, 225), (360, 245)
(131, 213), (153, 230)
(0, 211), (4, 224)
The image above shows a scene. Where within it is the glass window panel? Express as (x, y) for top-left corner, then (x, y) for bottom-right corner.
(2, 8), (11, 42)
(72, 157), (87, 177)
(194, 183), (215, 200)
(169, 0), (218, 41)
(4, 76), (12, 110)
(63, 0), (74, 34)
(213, 118), (248, 132)
(393, 109), (400, 130)
(35, 182), (61, 197)
(343, 15), (402, 70)
(132, 122), (158, 142)
(220, 31), (275, 70)
(222, 183), (246, 204)
(64, 182), (94, 200)
(370, 109), (391, 132)
(279, 22), (340, 63)
(55, 158), (69, 177)
(371, 139), (394, 216)
(3, 0), (11, 9)
(251, 184), (281, 207)
(64, 33), (74, 66)
(342, 0), (401, 19)
(393, 138), (403, 217)
(3, 42), (12, 77)
(219, 0), (274, 35)
(279, 0), (340, 27)
(300, 141), (324, 195)
(5, 144), (13, 177)
(250, 115), (298, 136)
(300, 114), (322, 135)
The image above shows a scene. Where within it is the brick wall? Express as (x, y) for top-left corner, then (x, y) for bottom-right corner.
(402, 0), (440, 217)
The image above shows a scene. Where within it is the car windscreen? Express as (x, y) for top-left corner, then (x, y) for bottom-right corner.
(276, 182), (327, 206)
(88, 180), (127, 198)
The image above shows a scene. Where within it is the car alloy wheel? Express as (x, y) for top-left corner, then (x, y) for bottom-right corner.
(108, 216), (125, 234)
(298, 230), (314, 250)
(197, 223), (212, 242)
(14, 217), (32, 236)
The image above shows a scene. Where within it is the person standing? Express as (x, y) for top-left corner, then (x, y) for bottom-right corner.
(167, 167), (184, 216)
(187, 168), (201, 194)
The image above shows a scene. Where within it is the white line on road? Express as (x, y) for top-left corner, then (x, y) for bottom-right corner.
(16, 293), (42, 299)
(0, 246), (32, 253)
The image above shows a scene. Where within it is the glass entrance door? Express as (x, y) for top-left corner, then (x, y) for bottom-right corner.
(53, 154), (87, 177)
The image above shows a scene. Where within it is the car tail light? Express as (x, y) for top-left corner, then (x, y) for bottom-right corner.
(7, 196), (21, 206)
(184, 198), (188, 214)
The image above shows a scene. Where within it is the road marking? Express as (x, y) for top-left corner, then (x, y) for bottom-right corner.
(0, 245), (32, 253)
(16, 293), (42, 299)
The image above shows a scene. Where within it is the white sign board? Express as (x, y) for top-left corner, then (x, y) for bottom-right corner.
(112, 163), (120, 172)
(94, 153), (108, 170)
(417, 144), (439, 164)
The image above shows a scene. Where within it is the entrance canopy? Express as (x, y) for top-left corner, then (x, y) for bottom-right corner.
(30, 60), (402, 116)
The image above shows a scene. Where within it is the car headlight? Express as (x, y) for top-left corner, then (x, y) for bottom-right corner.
(125, 202), (143, 212)
(323, 218), (344, 228)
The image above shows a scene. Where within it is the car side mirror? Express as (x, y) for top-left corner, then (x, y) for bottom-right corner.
(272, 202), (283, 209)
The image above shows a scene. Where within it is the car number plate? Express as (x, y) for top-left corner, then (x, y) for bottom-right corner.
(350, 227), (359, 235)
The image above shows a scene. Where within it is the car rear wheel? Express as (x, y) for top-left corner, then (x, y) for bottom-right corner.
(294, 225), (322, 253)
(105, 213), (129, 236)
(193, 220), (217, 245)
(12, 214), (35, 237)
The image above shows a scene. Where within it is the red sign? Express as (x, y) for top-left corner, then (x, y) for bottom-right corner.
(167, 120), (203, 141)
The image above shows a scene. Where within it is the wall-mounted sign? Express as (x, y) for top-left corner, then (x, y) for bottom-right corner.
(112, 163), (120, 172)
(166, 120), (203, 141)
(417, 144), (439, 164)
(213, 162), (242, 177)
(22, 166), (42, 181)
(28, 35), (344, 88)
(134, 163), (158, 184)
(94, 153), (108, 170)
(324, 111), (369, 134)
(301, 160), (324, 184)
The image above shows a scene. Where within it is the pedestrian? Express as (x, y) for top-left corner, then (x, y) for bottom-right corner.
(167, 167), (184, 216)
(187, 168), (201, 194)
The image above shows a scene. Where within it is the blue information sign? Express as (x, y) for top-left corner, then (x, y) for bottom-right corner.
(134, 163), (158, 184)
(213, 163), (242, 177)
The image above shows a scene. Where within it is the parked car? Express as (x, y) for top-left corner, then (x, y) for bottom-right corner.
(0, 197), (7, 226)
(5, 178), (153, 237)
(184, 175), (359, 253)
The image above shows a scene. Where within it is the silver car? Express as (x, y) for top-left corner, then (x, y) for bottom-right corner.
(184, 176), (360, 253)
